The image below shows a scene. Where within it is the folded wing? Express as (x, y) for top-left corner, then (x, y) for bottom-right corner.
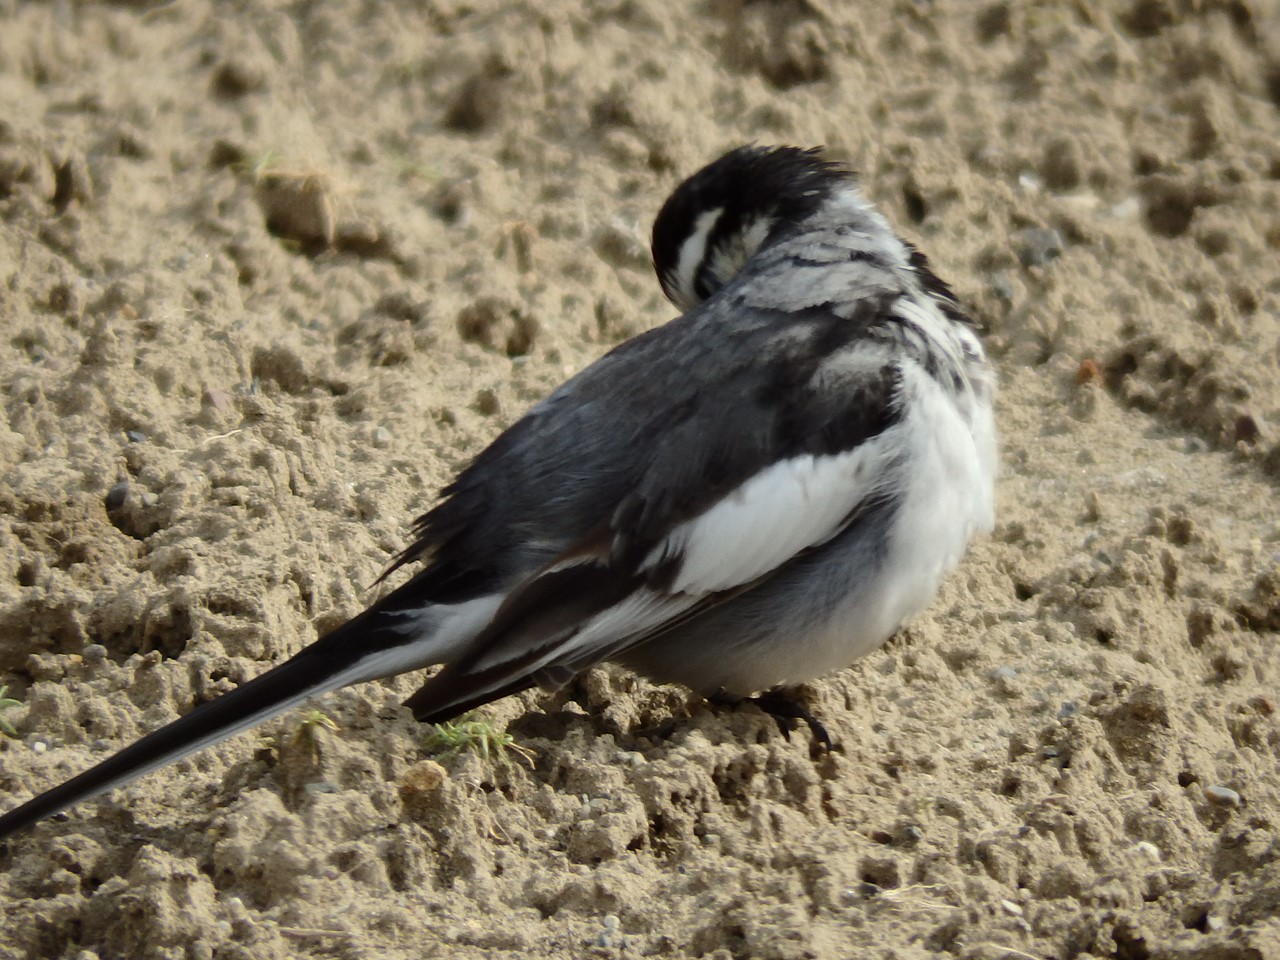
(406, 324), (907, 721)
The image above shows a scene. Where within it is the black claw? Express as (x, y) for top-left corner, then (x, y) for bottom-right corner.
(711, 689), (835, 751)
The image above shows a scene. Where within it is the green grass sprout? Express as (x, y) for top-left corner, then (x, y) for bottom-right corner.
(424, 715), (534, 767)
(0, 685), (20, 737)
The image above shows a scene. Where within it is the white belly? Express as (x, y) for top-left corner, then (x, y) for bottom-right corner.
(623, 364), (996, 695)
(797, 370), (996, 680)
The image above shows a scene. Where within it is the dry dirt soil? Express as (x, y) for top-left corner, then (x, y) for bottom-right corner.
(1, 1), (1279, 958)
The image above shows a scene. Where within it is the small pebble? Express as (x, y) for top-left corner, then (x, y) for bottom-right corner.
(204, 388), (235, 413)
(304, 781), (341, 796)
(1250, 696), (1276, 716)
(1204, 785), (1241, 807)
(1075, 359), (1101, 386)
(1133, 841), (1162, 861)
(595, 924), (622, 949)
(1105, 197), (1141, 220)
(1057, 702), (1078, 719)
(371, 426), (392, 448)
(1000, 899), (1023, 916)
(125, 429), (147, 443)
(988, 271), (1016, 303)
(988, 666), (1017, 680)
(105, 481), (129, 511)
(1017, 171), (1043, 194)
(1016, 227), (1065, 267)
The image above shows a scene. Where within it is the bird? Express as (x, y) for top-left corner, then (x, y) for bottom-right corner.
(0, 144), (996, 840)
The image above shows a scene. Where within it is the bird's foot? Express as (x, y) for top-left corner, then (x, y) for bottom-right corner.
(711, 689), (835, 752)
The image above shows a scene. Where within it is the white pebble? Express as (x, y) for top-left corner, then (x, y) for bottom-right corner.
(1105, 197), (1141, 220)
(1133, 841), (1162, 861)
(1204, 785), (1242, 807)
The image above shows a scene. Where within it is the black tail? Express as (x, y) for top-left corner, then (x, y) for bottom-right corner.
(0, 601), (432, 841)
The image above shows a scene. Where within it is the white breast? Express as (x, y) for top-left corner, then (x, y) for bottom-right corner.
(802, 361), (996, 676)
(621, 358), (996, 696)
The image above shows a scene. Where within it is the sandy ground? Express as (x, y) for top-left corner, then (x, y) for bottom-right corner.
(0, 0), (1278, 957)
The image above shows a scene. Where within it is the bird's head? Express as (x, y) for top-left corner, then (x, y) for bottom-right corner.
(650, 145), (858, 312)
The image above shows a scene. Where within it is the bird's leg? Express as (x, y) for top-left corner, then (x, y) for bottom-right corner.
(710, 689), (835, 751)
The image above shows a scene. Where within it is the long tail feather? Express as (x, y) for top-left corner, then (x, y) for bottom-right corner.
(0, 595), (455, 840)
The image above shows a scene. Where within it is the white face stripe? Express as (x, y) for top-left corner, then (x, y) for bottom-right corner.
(705, 215), (774, 292)
(666, 206), (723, 311)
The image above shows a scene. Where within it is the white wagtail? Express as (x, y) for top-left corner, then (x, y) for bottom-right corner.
(0, 145), (996, 839)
